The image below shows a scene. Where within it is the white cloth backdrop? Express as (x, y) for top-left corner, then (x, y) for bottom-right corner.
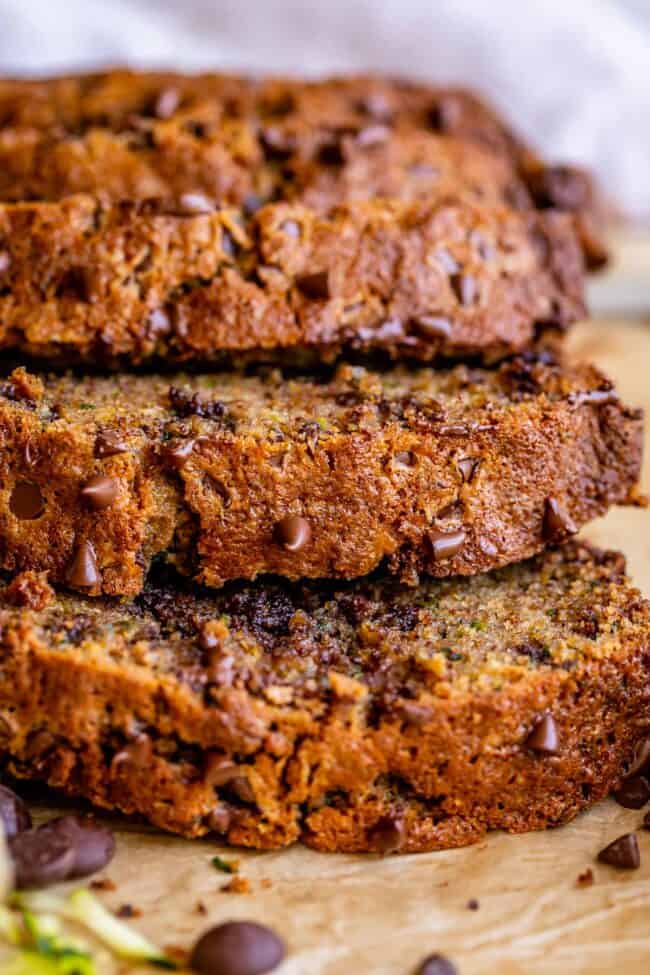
(0, 0), (648, 218)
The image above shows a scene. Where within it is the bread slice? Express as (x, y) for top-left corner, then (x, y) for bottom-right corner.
(0, 542), (647, 852)
(0, 71), (604, 266)
(0, 356), (641, 596)
(0, 194), (584, 367)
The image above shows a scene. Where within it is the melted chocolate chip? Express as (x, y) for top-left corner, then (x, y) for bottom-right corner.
(412, 316), (452, 340)
(613, 775), (650, 810)
(80, 475), (119, 511)
(66, 540), (100, 589)
(543, 497), (577, 543)
(597, 833), (640, 870)
(0, 784), (32, 837)
(457, 457), (478, 483)
(317, 137), (345, 165)
(416, 954), (458, 975)
(169, 386), (226, 420)
(164, 438), (197, 469)
(9, 481), (44, 520)
(274, 515), (311, 553)
(367, 815), (405, 854)
(295, 270), (331, 301)
(428, 528), (466, 562)
(190, 921), (286, 975)
(94, 431), (129, 458)
(525, 714), (560, 755)
(9, 828), (76, 889)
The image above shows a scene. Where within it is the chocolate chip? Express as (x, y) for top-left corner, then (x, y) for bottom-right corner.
(597, 833), (640, 870)
(428, 528), (466, 562)
(416, 953), (458, 975)
(643, 812), (650, 831)
(169, 386), (226, 420)
(154, 87), (180, 119)
(450, 272), (477, 306)
(627, 738), (650, 778)
(279, 218), (301, 238)
(526, 714), (560, 755)
(613, 775), (650, 810)
(428, 94), (462, 132)
(190, 921), (285, 975)
(530, 165), (590, 212)
(41, 816), (115, 879)
(400, 701), (434, 726)
(412, 316), (452, 340)
(229, 775), (255, 804)
(260, 126), (297, 160)
(206, 805), (232, 834)
(66, 540), (100, 589)
(318, 137), (345, 165)
(296, 270), (330, 301)
(457, 458), (478, 483)
(367, 815), (405, 854)
(204, 754), (240, 787)
(9, 827), (76, 889)
(274, 515), (311, 553)
(0, 251), (10, 274)
(177, 192), (215, 215)
(164, 439), (197, 469)
(466, 898), (480, 911)
(94, 431), (128, 458)
(542, 497), (577, 543)
(80, 475), (119, 511)
(0, 784), (32, 837)
(9, 481), (44, 520)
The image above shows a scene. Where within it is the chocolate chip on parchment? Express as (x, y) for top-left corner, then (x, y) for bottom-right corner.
(9, 828), (76, 889)
(0, 784), (32, 837)
(154, 87), (180, 120)
(525, 714), (560, 755)
(613, 775), (650, 810)
(597, 833), (640, 870)
(428, 528), (466, 562)
(542, 497), (577, 543)
(41, 816), (115, 880)
(367, 815), (405, 854)
(466, 898), (480, 911)
(416, 953), (458, 975)
(94, 431), (129, 458)
(412, 316), (452, 340)
(9, 481), (44, 520)
(295, 270), (330, 301)
(190, 920), (286, 975)
(177, 192), (215, 216)
(80, 475), (119, 511)
(66, 540), (100, 589)
(274, 515), (311, 553)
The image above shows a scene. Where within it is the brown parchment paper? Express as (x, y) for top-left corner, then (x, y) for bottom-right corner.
(8, 265), (650, 974)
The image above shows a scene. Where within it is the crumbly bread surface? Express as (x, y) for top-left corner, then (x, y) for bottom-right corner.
(0, 357), (641, 595)
(0, 543), (647, 851)
(0, 195), (584, 367)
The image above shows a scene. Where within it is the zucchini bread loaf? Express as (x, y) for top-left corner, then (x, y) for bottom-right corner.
(0, 195), (584, 367)
(0, 71), (605, 267)
(0, 542), (647, 852)
(0, 357), (641, 596)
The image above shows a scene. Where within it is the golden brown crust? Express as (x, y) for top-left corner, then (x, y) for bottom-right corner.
(0, 543), (647, 852)
(0, 195), (585, 366)
(0, 358), (641, 595)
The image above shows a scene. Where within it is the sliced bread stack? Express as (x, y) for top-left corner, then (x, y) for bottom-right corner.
(0, 71), (646, 853)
